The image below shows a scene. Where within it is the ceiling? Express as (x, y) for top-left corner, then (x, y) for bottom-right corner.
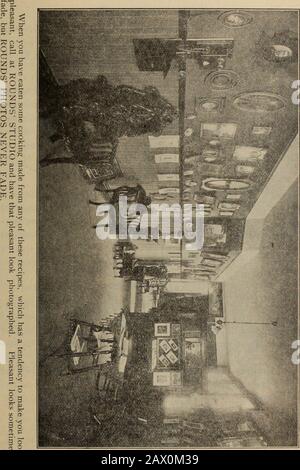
(40, 9), (298, 221)
(181, 9), (298, 218)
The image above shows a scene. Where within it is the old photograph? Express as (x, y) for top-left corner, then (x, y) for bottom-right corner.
(38, 9), (298, 448)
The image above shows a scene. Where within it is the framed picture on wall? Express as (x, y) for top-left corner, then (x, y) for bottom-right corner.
(160, 339), (171, 353)
(156, 338), (181, 370)
(154, 323), (171, 337)
(166, 350), (179, 364)
(218, 202), (240, 211)
(159, 354), (170, 368)
(153, 371), (182, 387)
(153, 371), (171, 386)
(225, 193), (241, 201)
(170, 371), (182, 386)
(219, 210), (235, 217)
(169, 338), (179, 351)
(171, 323), (181, 336)
(155, 154), (179, 164)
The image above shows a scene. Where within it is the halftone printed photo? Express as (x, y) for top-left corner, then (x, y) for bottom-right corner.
(0, 2), (299, 451)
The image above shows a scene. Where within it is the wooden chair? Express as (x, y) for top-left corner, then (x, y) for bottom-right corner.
(55, 318), (116, 376)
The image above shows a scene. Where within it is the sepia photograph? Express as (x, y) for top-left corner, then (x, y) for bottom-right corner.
(37, 8), (298, 448)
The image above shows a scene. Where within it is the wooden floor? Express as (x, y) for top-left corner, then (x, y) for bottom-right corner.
(224, 179), (298, 446)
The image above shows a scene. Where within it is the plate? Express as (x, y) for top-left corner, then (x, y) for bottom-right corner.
(233, 92), (286, 112)
(218, 10), (253, 28)
(205, 70), (239, 90)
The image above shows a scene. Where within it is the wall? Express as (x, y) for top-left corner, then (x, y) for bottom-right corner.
(39, 10), (179, 192)
(166, 279), (209, 295)
(162, 367), (255, 416)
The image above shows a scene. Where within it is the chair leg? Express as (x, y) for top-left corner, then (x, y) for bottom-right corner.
(114, 386), (119, 401)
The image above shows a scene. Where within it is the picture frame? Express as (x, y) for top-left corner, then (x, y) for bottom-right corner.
(169, 338), (179, 351)
(252, 126), (272, 136)
(155, 154), (179, 164)
(233, 145), (267, 163)
(225, 193), (241, 201)
(159, 354), (170, 368)
(160, 339), (171, 353)
(154, 323), (171, 337)
(171, 323), (181, 336)
(166, 350), (179, 364)
(158, 338), (180, 368)
(235, 165), (255, 177)
(218, 202), (240, 211)
(153, 371), (171, 386)
(200, 122), (237, 139)
(149, 135), (179, 148)
(219, 210), (235, 216)
(158, 173), (180, 181)
(170, 371), (182, 386)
